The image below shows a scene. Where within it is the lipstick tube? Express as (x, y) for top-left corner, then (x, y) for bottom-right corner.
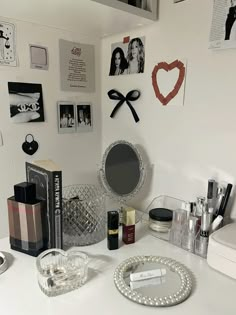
(107, 211), (119, 250)
(130, 268), (166, 282)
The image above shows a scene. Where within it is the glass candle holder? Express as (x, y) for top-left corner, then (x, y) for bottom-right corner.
(36, 249), (89, 297)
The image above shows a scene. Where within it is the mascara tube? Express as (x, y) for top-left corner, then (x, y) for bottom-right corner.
(107, 211), (119, 250)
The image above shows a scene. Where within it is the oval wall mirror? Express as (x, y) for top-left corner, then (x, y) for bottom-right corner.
(100, 140), (145, 202)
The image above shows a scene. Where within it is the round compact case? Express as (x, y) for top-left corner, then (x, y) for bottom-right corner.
(149, 208), (173, 233)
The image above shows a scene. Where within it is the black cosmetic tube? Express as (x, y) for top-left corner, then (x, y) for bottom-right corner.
(218, 183), (233, 217)
(107, 211), (119, 250)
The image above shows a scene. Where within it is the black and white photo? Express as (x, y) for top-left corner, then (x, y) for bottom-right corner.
(8, 82), (45, 123)
(76, 103), (92, 132)
(57, 102), (75, 133)
(225, 0), (236, 40)
(209, 0), (236, 49)
(109, 36), (145, 76)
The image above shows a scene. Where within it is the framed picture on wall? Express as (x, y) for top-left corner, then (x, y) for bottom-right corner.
(29, 44), (49, 70)
(76, 103), (93, 132)
(57, 101), (76, 133)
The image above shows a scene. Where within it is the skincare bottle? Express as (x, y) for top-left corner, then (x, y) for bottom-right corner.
(198, 212), (212, 258)
(182, 215), (199, 253)
(122, 207), (135, 244)
(107, 211), (119, 250)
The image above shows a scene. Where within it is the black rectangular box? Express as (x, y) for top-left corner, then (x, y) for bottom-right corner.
(14, 182), (36, 204)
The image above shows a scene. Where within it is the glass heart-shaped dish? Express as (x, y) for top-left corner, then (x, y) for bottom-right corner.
(36, 249), (89, 296)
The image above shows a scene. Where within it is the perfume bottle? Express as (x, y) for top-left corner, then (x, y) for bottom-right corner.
(107, 211), (119, 250)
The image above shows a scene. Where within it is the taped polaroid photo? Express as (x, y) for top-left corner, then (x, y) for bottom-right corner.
(76, 103), (93, 132)
(57, 101), (76, 134)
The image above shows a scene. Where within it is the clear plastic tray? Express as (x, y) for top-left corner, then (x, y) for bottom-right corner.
(141, 195), (186, 242)
(142, 195), (208, 258)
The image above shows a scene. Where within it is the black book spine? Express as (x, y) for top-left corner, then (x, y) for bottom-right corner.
(26, 162), (63, 249)
(51, 171), (63, 249)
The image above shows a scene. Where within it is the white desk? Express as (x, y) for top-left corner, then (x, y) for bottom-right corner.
(0, 227), (236, 315)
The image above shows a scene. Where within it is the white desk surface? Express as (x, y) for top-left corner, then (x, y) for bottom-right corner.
(0, 226), (236, 315)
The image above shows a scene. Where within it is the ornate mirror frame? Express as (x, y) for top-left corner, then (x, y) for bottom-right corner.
(99, 140), (145, 203)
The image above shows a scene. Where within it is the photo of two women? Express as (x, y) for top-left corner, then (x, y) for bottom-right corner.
(109, 37), (145, 76)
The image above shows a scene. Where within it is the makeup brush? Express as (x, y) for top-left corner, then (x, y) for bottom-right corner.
(217, 183), (233, 218)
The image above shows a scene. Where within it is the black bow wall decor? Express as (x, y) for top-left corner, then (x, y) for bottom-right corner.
(108, 89), (141, 123)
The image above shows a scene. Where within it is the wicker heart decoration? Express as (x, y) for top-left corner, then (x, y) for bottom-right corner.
(152, 60), (185, 106)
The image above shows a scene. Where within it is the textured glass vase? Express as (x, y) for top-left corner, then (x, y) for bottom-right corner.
(62, 184), (106, 246)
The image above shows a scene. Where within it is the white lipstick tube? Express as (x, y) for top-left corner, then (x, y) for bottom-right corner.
(130, 268), (166, 282)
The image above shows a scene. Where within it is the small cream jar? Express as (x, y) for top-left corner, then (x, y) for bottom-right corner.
(149, 208), (173, 233)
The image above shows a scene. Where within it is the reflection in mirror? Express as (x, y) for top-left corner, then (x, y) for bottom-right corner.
(105, 143), (140, 195)
(114, 255), (192, 307)
(100, 140), (144, 201)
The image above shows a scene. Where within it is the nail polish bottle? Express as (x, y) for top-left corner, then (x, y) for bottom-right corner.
(107, 211), (119, 250)
(122, 207), (135, 244)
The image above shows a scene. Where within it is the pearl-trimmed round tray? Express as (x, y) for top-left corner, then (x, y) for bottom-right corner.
(114, 255), (192, 307)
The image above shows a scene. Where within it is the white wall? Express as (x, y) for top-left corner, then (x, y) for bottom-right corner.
(101, 0), (236, 219)
(1, 0), (236, 239)
(0, 17), (102, 238)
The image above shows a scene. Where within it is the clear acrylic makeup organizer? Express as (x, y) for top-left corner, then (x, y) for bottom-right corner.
(141, 195), (208, 258)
